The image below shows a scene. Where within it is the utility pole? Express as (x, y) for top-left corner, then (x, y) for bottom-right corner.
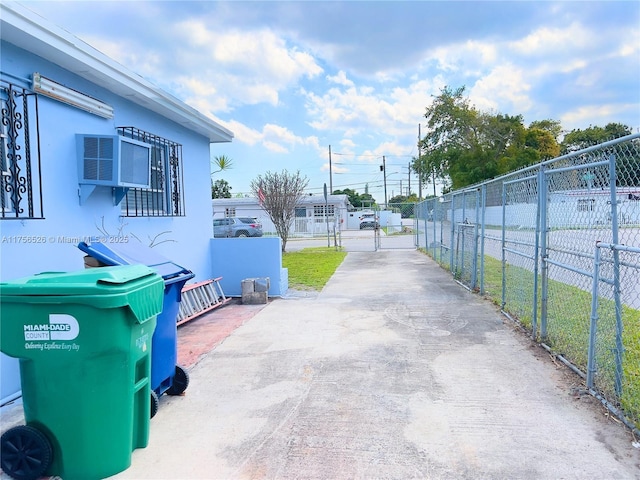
(328, 145), (333, 194)
(408, 162), (411, 196)
(418, 124), (423, 200)
(382, 155), (387, 208)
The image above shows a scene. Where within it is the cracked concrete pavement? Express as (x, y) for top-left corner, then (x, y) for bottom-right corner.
(2, 235), (638, 479)
(113, 247), (639, 479)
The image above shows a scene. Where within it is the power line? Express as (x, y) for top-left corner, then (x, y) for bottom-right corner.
(331, 152), (382, 157)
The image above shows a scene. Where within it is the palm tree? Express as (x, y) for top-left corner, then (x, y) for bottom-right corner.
(211, 155), (234, 175)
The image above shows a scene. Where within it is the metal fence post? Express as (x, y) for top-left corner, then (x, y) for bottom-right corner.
(539, 165), (549, 341)
(480, 184), (487, 295)
(471, 188), (480, 290)
(433, 198), (438, 259)
(460, 191), (467, 280)
(608, 154), (624, 395)
(449, 193), (455, 271)
(501, 182), (507, 309)
(587, 242), (601, 389)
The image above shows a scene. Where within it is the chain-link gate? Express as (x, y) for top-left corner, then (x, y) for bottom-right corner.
(450, 190), (480, 288)
(377, 203), (418, 250)
(501, 171), (540, 336)
(589, 242), (640, 426)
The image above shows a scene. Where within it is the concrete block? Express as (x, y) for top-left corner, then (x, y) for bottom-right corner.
(241, 278), (255, 294)
(242, 291), (268, 304)
(254, 277), (270, 292)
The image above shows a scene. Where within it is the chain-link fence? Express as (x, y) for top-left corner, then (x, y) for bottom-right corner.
(416, 133), (640, 432)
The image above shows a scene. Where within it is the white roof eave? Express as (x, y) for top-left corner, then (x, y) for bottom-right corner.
(1, 1), (233, 143)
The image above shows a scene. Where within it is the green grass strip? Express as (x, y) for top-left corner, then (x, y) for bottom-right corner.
(282, 247), (347, 291)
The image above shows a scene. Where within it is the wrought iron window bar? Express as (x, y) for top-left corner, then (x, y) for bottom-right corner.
(1, 79), (44, 220)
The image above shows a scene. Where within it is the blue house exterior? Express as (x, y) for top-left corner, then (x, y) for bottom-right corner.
(0, 2), (234, 404)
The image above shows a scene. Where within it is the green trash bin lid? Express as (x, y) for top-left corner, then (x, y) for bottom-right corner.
(0, 265), (164, 323)
(0, 264), (154, 292)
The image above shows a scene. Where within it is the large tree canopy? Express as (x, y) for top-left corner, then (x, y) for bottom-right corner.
(413, 87), (635, 192)
(560, 123), (632, 154)
(413, 86), (563, 191)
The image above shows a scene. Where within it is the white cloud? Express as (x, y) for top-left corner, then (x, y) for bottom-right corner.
(560, 103), (638, 131)
(122, 20), (323, 111)
(327, 70), (354, 87)
(428, 40), (499, 76)
(211, 119), (321, 155)
(389, 80), (439, 124)
(263, 124), (300, 148)
(340, 139), (357, 151)
(509, 23), (592, 56)
(215, 119), (262, 146)
(470, 65), (533, 114)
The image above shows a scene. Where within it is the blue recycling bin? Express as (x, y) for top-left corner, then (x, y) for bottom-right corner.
(78, 239), (195, 417)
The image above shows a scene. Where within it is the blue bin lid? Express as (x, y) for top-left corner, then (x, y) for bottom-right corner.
(78, 238), (195, 283)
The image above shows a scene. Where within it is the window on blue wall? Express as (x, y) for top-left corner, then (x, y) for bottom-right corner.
(0, 79), (44, 219)
(118, 127), (185, 217)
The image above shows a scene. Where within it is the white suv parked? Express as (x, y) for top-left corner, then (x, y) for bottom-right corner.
(359, 211), (379, 229)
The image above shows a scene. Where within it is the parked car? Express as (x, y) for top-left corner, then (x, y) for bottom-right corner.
(214, 217), (263, 237)
(359, 212), (379, 230)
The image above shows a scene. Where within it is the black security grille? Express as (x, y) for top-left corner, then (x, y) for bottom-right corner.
(1, 79), (44, 219)
(118, 126), (185, 217)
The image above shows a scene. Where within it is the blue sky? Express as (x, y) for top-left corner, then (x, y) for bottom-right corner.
(22, 1), (640, 201)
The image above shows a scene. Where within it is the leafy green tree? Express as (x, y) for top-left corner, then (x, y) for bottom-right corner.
(416, 86), (476, 188)
(529, 119), (562, 141)
(332, 188), (359, 207)
(561, 123), (637, 187)
(251, 170), (309, 252)
(561, 123), (632, 153)
(212, 179), (232, 199)
(388, 194), (408, 204)
(359, 193), (375, 208)
(333, 188), (376, 208)
(525, 127), (560, 160)
(414, 86), (563, 190)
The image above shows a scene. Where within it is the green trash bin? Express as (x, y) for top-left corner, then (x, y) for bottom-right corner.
(0, 265), (163, 480)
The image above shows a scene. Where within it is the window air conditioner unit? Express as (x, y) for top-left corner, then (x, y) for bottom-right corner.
(76, 134), (151, 205)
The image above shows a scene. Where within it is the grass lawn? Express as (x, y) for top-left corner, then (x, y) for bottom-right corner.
(282, 247), (347, 291)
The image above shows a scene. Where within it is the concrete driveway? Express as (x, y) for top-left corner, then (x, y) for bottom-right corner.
(1, 239), (638, 479)
(112, 248), (639, 479)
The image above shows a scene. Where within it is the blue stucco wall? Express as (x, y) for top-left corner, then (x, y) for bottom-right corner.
(210, 237), (288, 297)
(0, 42), (218, 284)
(0, 41), (223, 403)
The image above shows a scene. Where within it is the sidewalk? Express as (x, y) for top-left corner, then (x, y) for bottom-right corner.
(112, 249), (638, 479)
(2, 247), (638, 479)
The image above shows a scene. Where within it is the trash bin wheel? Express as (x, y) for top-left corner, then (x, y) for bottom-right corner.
(0, 425), (53, 480)
(166, 364), (189, 395)
(150, 389), (160, 419)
